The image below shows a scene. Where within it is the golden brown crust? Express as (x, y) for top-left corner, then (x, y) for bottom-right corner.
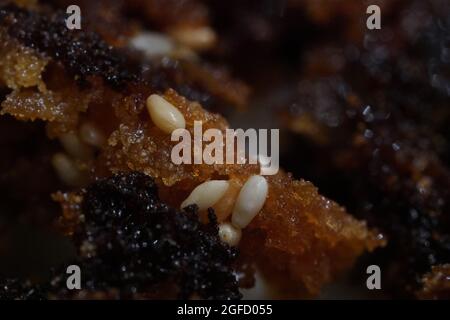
(0, 2), (385, 297)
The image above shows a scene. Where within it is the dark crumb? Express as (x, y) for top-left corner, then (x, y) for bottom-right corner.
(277, 0), (450, 297)
(1, 172), (241, 300)
(283, 76), (450, 297)
(71, 172), (241, 299)
(0, 2), (249, 114)
(0, 278), (46, 300)
(0, 3), (138, 88)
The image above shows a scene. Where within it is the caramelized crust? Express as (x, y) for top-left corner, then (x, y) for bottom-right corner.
(0, 2), (384, 297)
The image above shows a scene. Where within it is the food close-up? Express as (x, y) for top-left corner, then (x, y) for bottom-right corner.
(0, 0), (449, 301)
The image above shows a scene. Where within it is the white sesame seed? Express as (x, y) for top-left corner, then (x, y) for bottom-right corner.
(212, 179), (241, 222)
(231, 175), (268, 228)
(218, 222), (242, 246)
(59, 132), (93, 160)
(181, 180), (229, 211)
(146, 94), (186, 134)
(129, 32), (175, 57)
(51, 153), (87, 187)
(169, 26), (217, 51)
(79, 122), (106, 147)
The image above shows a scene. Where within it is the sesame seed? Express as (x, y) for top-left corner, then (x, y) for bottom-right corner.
(169, 26), (217, 51)
(59, 132), (93, 160)
(231, 175), (268, 228)
(212, 179), (242, 222)
(218, 222), (242, 246)
(146, 94), (186, 134)
(129, 32), (175, 57)
(181, 180), (229, 211)
(51, 153), (87, 187)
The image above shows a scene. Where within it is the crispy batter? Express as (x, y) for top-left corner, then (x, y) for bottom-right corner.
(0, 3), (384, 297)
(46, 0), (249, 110)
